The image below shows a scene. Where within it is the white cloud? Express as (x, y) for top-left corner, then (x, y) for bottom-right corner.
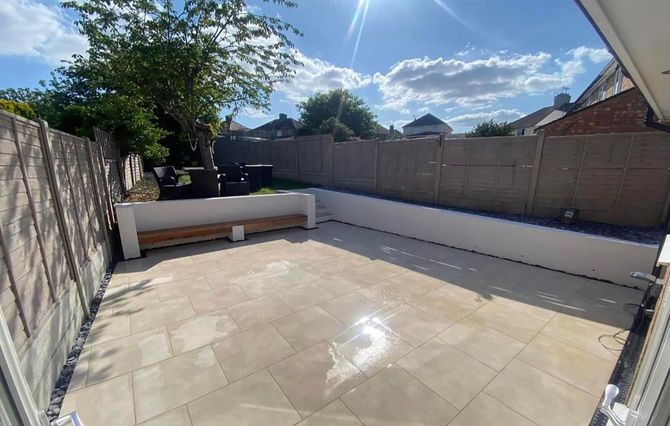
(446, 109), (525, 129)
(278, 50), (372, 103)
(239, 108), (273, 120)
(0, 0), (87, 64)
(373, 47), (611, 112)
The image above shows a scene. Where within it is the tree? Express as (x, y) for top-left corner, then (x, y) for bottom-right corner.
(466, 119), (514, 137)
(0, 99), (37, 120)
(318, 117), (354, 142)
(0, 84), (169, 162)
(298, 89), (376, 139)
(62, 0), (302, 170)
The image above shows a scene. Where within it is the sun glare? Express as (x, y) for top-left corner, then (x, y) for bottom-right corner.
(348, 0), (371, 67)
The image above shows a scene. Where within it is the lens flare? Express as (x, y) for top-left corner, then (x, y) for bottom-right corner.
(348, 0), (371, 68)
(432, 0), (474, 30)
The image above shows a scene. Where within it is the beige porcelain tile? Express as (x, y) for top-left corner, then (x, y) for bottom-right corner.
(187, 286), (248, 315)
(314, 275), (365, 296)
(212, 324), (295, 382)
(560, 296), (636, 329)
(269, 342), (367, 417)
(133, 346), (227, 423)
(227, 295), (294, 330)
(342, 364), (458, 426)
(435, 282), (491, 309)
(331, 319), (413, 376)
(438, 318), (525, 371)
(408, 289), (478, 325)
(388, 270), (444, 294)
(278, 267), (321, 285)
(101, 284), (161, 313)
(448, 393), (536, 426)
(540, 314), (622, 361)
(202, 268), (253, 288)
(188, 369), (300, 426)
(397, 339), (496, 409)
(467, 301), (548, 343)
(485, 359), (598, 426)
(518, 334), (614, 396)
(68, 349), (90, 392)
(130, 297), (196, 334)
(278, 283), (336, 310)
(139, 406), (192, 426)
(167, 311), (240, 354)
(320, 292), (384, 326)
(156, 276), (212, 301)
(87, 329), (173, 385)
(274, 306), (345, 351)
(358, 280), (420, 307)
(177, 260), (222, 279)
(61, 374), (135, 426)
(86, 313), (131, 346)
(238, 275), (295, 298)
(342, 261), (404, 285)
(297, 399), (362, 426)
(379, 304), (450, 347)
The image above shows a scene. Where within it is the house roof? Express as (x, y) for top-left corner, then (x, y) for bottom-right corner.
(253, 116), (304, 132)
(374, 123), (389, 135)
(403, 113), (450, 129)
(510, 103), (573, 129)
(221, 120), (249, 132)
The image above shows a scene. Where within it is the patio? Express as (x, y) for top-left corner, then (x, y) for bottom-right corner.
(60, 221), (641, 426)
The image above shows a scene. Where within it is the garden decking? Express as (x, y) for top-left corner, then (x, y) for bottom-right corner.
(60, 221), (640, 426)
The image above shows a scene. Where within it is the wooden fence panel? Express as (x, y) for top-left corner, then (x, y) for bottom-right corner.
(332, 140), (376, 192)
(533, 133), (670, 226)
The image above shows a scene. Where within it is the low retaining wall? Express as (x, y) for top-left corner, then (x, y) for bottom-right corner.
(303, 188), (657, 288)
(116, 193), (316, 259)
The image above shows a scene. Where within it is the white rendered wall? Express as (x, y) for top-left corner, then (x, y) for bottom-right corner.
(301, 188), (657, 288)
(116, 193), (316, 259)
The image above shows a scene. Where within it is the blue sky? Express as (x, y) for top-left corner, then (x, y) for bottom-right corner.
(0, 0), (610, 132)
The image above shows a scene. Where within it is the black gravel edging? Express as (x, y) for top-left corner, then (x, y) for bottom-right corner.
(318, 187), (663, 245)
(46, 263), (116, 421)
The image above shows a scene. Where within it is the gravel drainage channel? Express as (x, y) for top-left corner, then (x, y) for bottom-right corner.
(45, 264), (116, 421)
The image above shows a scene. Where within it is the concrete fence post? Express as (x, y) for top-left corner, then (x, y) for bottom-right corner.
(525, 130), (546, 215)
(374, 140), (381, 194)
(432, 135), (445, 203)
(38, 120), (90, 318)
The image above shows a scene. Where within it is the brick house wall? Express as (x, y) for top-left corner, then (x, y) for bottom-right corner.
(541, 88), (654, 136)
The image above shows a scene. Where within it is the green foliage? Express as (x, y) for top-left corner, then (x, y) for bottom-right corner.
(298, 89), (376, 139)
(0, 99), (37, 120)
(466, 119), (514, 137)
(318, 117), (354, 142)
(62, 0), (302, 169)
(1, 84), (169, 162)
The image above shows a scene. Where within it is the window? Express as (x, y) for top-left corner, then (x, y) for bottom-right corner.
(598, 84), (606, 102)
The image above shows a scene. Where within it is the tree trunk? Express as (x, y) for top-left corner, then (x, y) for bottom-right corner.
(196, 132), (216, 170)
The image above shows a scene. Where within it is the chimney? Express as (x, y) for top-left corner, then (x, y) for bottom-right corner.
(279, 113), (288, 120)
(553, 93), (571, 108)
(389, 124), (395, 133)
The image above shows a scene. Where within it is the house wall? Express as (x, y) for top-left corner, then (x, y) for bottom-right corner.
(403, 124), (452, 136)
(542, 89), (655, 136)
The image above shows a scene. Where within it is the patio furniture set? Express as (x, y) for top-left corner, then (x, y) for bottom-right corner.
(152, 163), (274, 200)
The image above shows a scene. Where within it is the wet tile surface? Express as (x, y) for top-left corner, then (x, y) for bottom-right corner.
(65, 221), (633, 425)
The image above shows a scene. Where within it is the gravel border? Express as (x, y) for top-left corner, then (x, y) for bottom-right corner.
(316, 187), (664, 245)
(45, 263), (116, 421)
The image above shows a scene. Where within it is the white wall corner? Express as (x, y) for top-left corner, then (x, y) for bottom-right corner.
(115, 204), (141, 259)
(230, 225), (245, 242)
(304, 194), (317, 229)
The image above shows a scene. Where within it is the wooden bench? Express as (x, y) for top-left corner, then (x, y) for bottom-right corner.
(137, 214), (307, 247)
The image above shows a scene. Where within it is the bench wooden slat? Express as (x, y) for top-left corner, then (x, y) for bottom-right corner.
(137, 214), (307, 246)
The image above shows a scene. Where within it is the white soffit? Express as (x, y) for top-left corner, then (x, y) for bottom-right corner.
(577, 0), (670, 123)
